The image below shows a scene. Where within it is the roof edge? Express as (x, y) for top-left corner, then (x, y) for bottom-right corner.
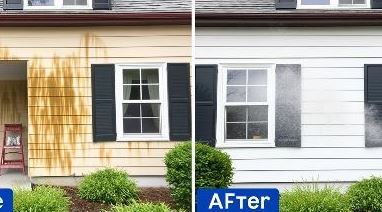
(196, 12), (382, 27)
(0, 12), (191, 27)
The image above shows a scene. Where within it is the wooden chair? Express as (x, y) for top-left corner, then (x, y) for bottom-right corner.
(0, 124), (25, 175)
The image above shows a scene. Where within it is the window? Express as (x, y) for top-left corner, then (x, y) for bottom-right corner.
(115, 64), (169, 141)
(298, 0), (369, 8)
(216, 64), (275, 147)
(25, 0), (91, 9)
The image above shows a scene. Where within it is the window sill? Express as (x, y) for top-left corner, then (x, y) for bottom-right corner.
(116, 135), (169, 142)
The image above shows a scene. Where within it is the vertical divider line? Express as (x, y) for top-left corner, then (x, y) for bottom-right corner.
(191, 0), (196, 211)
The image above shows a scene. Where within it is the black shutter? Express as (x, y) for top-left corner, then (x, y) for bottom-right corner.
(371, 0), (382, 9)
(3, 0), (23, 10)
(365, 65), (382, 147)
(91, 64), (116, 142)
(168, 63), (191, 140)
(93, 0), (111, 10)
(196, 65), (218, 146)
(275, 0), (297, 9)
(275, 64), (301, 147)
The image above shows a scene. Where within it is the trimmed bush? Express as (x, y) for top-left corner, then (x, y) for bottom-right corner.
(280, 185), (350, 212)
(109, 203), (174, 212)
(164, 142), (192, 211)
(347, 177), (382, 212)
(14, 185), (70, 212)
(195, 143), (233, 189)
(78, 168), (138, 204)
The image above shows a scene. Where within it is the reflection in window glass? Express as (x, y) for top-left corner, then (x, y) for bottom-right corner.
(28, 0), (54, 6)
(301, 0), (330, 5)
(227, 69), (246, 85)
(225, 68), (269, 141)
(63, 0), (87, 5)
(122, 68), (161, 134)
(225, 106), (268, 140)
(339, 0), (365, 4)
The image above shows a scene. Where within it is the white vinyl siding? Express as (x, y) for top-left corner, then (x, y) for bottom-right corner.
(196, 26), (382, 185)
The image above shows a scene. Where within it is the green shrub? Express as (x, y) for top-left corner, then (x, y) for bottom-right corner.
(164, 142), (192, 211)
(109, 203), (174, 212)
(78, 168), (138, 204)
(14, 185), (69, 212)
(347, 177), (382, 212)
(195, 143), (233, 189)
(280, 185), (350, 212)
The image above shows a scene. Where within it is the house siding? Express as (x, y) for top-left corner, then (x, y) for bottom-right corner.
(0, 0), (190, 11)
(0, 26), (190, 177)
(196, 26), (382, 184)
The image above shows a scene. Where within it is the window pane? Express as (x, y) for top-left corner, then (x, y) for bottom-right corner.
(353, 0), (365, 4)
(124, 118), (141, 133)
(123, 103), (140, 117)
(124, 85), (140, 100)
(76, 0), (87, 5)
(248, 123), (268, 139)
(64, 0), (87, 5)
(248, 106), (268, 122)
(248, 69), (267, 85)
(141, 69), (159, 84)
(227, 86), (246, 102)
(142, 85), (159, 100)
(142, 104), (160, 117)
(226, 106), (246, 122)
(142, 119), (160, 133)
(226, 123), (246, 139)
(301, 0), (330, 5)
(28, 0), (54, 6)
(339, 0), (352, 3)
(63, 0), (74, 5)
(247, 86), (267, 102)
(227, 69), (246, 85)
(123, 69), (140, 84)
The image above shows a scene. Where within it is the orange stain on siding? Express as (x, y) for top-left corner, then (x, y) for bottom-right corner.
(23, 33), (108, 174)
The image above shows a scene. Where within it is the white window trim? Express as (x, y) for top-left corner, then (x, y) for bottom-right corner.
(297, 0), (370, 9)
(115, 63), (170, 142)
(216, 63), (276, 148)
(24, 0), (92, 10)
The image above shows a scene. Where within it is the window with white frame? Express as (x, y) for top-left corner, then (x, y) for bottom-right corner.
(25, 0), (90, 9)
(217, 65), (275, 147)
(115, 64), (169, 141)
(298, 0), (368, 8)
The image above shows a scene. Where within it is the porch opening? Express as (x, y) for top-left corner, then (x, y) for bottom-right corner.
(0, 61), (30, 188)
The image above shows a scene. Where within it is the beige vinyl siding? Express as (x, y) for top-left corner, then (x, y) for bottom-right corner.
(0, 26), (191, 176)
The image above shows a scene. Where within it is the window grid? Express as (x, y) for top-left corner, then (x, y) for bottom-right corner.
(339, 0), (365, 5)
(224, 68), (269, 141)
(123, 68), (161, 134)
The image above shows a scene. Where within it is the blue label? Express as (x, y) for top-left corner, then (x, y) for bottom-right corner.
(197, 188), (279, 212)
(0, 189), (13, 212)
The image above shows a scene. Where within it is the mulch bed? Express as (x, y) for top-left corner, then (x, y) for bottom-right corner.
(61, 186), (111, 212)
(60, 186), (174, 212)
